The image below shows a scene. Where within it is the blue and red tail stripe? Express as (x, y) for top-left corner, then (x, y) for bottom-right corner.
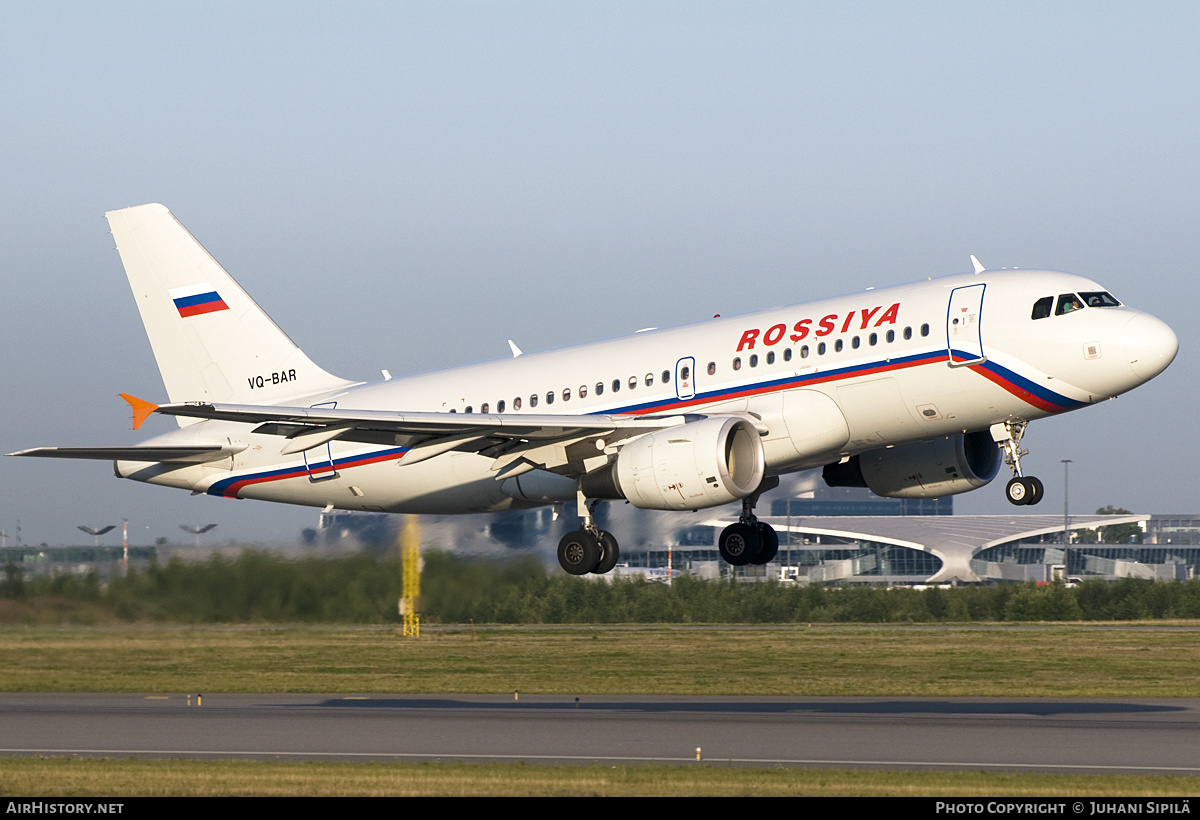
(611, 350), (946, 416)
(967, 360), (1088, 414)
(206, 446), (409, 498)
(203, 349), (1083, 496)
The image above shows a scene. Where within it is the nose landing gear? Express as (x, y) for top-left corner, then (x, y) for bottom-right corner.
(993, 421), (1044, 506)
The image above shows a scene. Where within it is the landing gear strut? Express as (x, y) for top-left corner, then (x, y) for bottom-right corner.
(557, 493), (620, 575)
(992, 421), (1044, 506)
(718, 477), (780, 566)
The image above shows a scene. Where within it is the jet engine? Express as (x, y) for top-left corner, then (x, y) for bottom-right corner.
(581, 416), (765, 511)
(822, 431), (1000, 498)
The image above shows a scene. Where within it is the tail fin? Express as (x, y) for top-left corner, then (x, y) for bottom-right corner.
(106, 204), (355, 415)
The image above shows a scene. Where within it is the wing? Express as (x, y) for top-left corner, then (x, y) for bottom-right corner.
(8, 445), (242, 463)
(133, 397), (734, 479)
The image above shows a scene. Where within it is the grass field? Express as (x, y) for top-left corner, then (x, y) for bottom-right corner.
(1, 622), (1198, 696)
(2, 623), (1198, 795)
(1, 758), (1197, 797)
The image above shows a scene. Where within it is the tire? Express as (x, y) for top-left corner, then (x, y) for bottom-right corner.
(558, 530), (601, 575)
(1026, 476), (1044, 506)
(719, 522), (762, 566)
(751, 522), (779, 565)
(593, 531), (620, 575)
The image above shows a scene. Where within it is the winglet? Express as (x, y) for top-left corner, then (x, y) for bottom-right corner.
(119, 393), (159, 430)
(970, 255), (985, 274)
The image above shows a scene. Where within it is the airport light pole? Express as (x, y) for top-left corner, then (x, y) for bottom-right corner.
(1062, 459), (1072, 545)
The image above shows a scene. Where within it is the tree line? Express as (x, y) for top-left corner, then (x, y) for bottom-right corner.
(3, 550), (1200, 623)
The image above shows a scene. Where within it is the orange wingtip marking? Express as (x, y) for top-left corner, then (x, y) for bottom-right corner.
(119, 393), (159, 430)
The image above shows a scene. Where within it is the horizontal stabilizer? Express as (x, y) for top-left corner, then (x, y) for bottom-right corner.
(7, 445), (242, 463)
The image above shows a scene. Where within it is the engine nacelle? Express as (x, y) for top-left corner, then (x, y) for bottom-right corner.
(581, 416), (766, 511)
(822, 431), (1001, 499)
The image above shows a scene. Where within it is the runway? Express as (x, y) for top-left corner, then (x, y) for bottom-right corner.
(2, 694), (1199, 774)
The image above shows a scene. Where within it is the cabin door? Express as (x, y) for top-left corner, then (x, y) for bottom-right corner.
(946, 284), (986, 366)
(675, 357), (696, 401)
(304, 402), (339, 481)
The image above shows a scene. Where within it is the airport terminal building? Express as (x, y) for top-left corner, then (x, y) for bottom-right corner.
(606, 486), (1200, 585)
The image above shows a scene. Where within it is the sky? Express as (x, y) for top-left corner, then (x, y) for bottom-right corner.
(2, 2), (1197, 548)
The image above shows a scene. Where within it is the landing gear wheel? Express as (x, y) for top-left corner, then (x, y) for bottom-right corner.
(558, 530), (601, 575)
(719, 522), (763, 567)
(1025, 476), (1044, 506)
(593, 531), (620, 575)
(751, 522), (779, 565)
(1006, 477), (1037, 506)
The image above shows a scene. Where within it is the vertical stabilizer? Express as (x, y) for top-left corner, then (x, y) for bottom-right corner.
(106, 204), (354, 416)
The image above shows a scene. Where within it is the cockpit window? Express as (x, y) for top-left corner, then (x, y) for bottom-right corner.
(1079, 291), (1121, 308)
(1031, 296), (1053, 320)
(1055, 293), (1084, 316)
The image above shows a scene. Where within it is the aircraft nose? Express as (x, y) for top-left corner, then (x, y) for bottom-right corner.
(1125, 312), (1178, 382)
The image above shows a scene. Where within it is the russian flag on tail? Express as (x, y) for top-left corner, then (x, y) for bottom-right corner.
(170, 283), (229, 318)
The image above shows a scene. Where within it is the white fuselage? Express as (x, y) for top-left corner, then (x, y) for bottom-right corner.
(117, 268), (1176, 514)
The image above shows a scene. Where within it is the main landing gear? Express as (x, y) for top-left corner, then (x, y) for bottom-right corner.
(558, 495), (620, 576)
(718, 478), (780, 567)
(992, 420), (1044, 506)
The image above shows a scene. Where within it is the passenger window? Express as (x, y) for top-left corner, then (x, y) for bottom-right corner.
(481, 403), (490, 413)
(920, 324), (929, 337)
(766, 351), (775, 365)
(546, 391), (554, 405)
(595, 382), (604, 396)
(834, 339), (843, 353)
(579, 385), (587, 399)
(707, 362), (716, 376)
(1031, 296), (1053, 320)
(514, 397), (522, 410)
(733, 357), (742, 371)
(662, 370), (670, 383)
(887, 329), (896, 343)
(628, 376), (637, 390)
(818, 342), (826, 355)
(680, 366), (690, 381)
(851, 336), (860, 349)
(869, 332), (877, 346)
(903, 327), (912, 341)
(612, 379), (620, 393)
(465, 406), (472, 414)
(1056, 294), (1084, 315)
(563, 388), (571, 401)
(783, 348), (792, 362)
(749, 354), (758, 367)
(497, 400), (505, 413)
(800, 345), (809, 358)
(530, 395), (538, 408)
(645, 373), (653, 386)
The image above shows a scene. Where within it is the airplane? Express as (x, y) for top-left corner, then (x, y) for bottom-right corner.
(9, 203), (1178, 575)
